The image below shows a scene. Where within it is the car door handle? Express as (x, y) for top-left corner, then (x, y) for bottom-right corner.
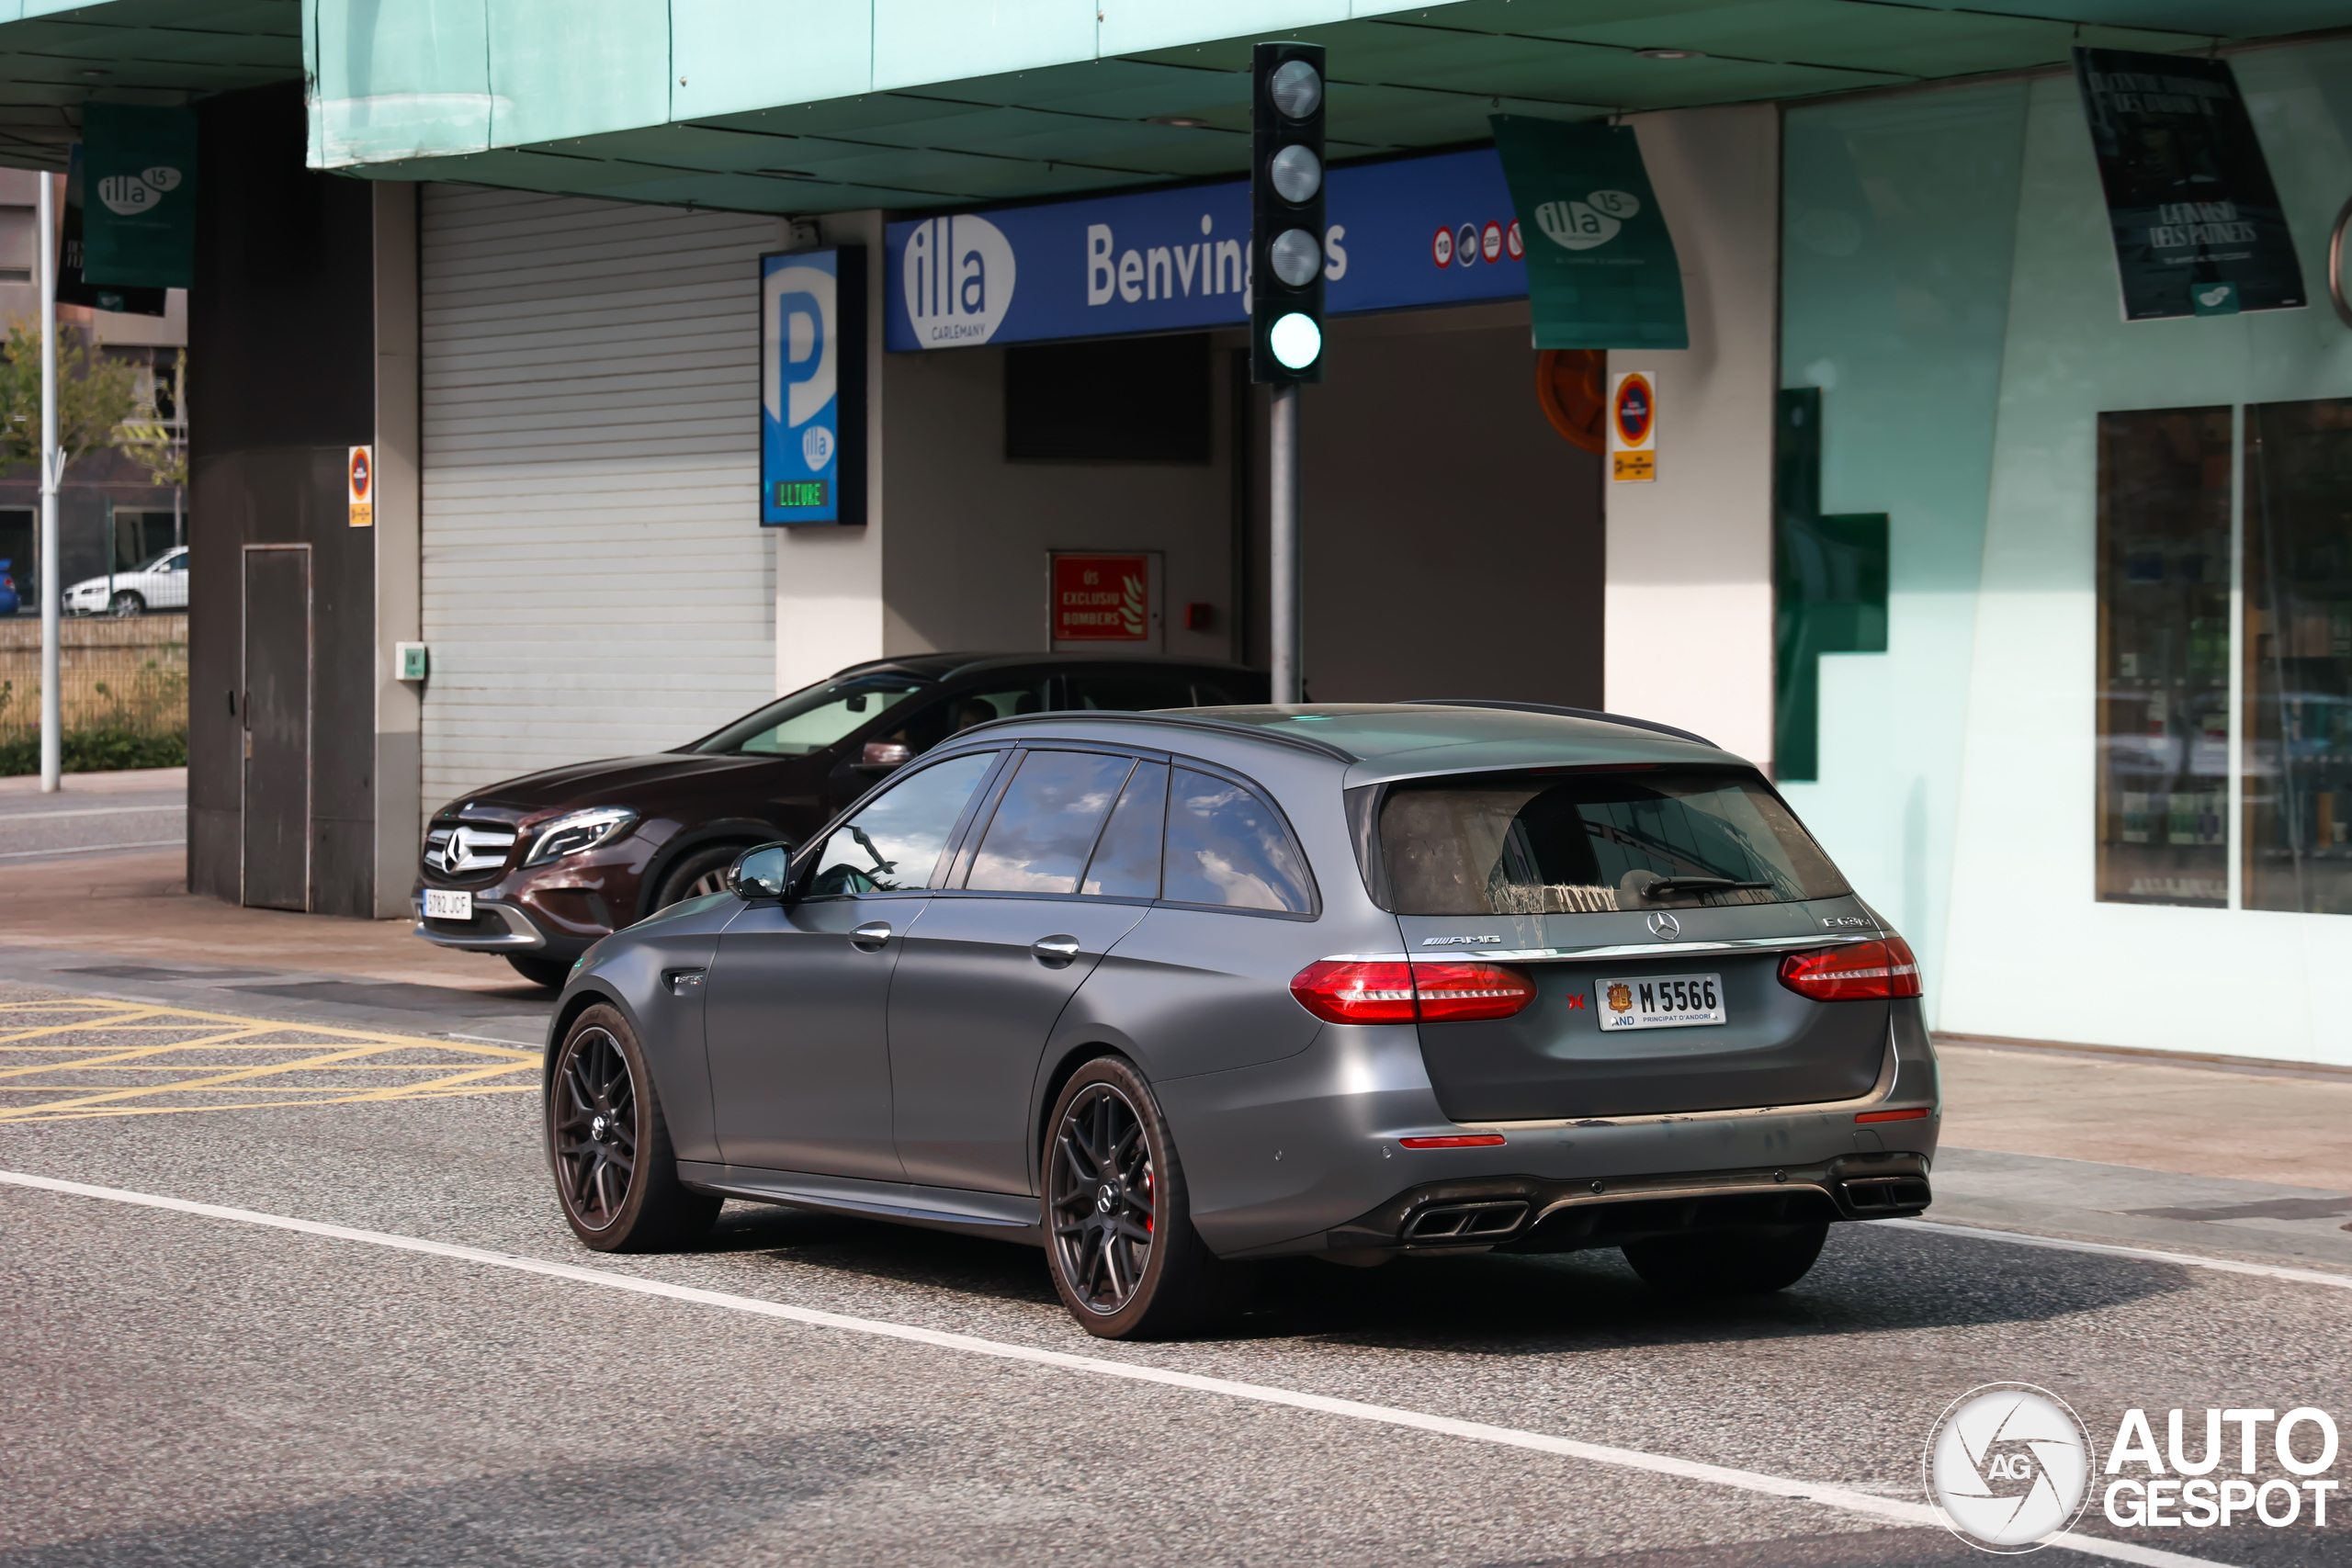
(850, 921), (892, 951)
(1032, 935), (1081, 966)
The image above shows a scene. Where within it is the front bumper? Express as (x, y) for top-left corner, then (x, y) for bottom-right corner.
(411, 892), (548, 952)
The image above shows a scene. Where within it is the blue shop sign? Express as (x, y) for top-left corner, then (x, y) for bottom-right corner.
(885, 148), (1525, 351)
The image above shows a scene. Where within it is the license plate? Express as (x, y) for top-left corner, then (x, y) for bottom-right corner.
(1596, 973), (1725, 1031)
(424, 888), (473, 921)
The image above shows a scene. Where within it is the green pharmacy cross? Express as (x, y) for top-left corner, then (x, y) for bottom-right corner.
(1773, 388), (1888, 783)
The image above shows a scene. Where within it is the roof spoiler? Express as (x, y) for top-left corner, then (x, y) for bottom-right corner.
(1413, 700), (1716, 750)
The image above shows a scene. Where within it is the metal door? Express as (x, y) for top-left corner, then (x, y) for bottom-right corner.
(242, 546), (311, 910)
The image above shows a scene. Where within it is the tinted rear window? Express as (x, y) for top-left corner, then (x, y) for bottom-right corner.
(1164, 769), (1314, 913)
(1378, 769), (1849, 916)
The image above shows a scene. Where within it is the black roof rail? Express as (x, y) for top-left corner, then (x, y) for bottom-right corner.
(1413, 700), (1716, 750)
(946, 709), (1360, 763)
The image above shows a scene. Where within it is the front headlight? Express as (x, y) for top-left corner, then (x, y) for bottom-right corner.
(522, 807), (638, 866)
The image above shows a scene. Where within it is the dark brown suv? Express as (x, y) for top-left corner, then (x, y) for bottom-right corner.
(413, 653), (1267, 986)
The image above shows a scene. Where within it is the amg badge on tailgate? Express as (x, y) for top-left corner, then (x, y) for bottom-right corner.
(1421, 934), (1503, 946)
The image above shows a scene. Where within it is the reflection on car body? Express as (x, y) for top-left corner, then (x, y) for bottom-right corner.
(540, 703), (1940, 1339)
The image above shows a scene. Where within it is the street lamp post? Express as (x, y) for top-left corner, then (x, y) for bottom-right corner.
(37, 170), (61, 793)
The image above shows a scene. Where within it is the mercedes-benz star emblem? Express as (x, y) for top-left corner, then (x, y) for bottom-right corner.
(1646, 912), (1682, 941)
(1096, 1185), (1117, 1213)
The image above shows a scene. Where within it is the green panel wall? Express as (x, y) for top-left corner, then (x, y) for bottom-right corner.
(312, 0), (492, 163)
(671, 0), (873, 123)
(872, 0), (1095, 93)
(489, 0), (670, 146)
(1774, 81), (2028, 1006)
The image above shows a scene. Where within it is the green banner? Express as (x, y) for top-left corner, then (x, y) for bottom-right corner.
(82, 103), (196, 291)
(1488, 116), (1687, 350)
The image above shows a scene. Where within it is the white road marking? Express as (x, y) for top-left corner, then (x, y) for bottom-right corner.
(0, 839), (182, 860)
(0, 1168), (2238, 1568)
(1885, 1218), (2352, 1290)
(0, 805), (184, 821)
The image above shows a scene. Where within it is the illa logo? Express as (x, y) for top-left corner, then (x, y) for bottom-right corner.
(1535, 189), (1641, 252)
(97, 164), (182, 216)
(902, 215), (1017, 346)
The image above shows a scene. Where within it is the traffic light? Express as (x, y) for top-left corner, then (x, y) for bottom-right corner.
(1251, 41), (1325, 384)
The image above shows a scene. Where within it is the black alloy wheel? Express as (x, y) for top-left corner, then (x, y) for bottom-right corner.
(1042, 1057), (1245, 1338)
(546, 1004), (718, 1251)
(551, 1023), (637, 1231)
(1049, 1080), (1157, 1314)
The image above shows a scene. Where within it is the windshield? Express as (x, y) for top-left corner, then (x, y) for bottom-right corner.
(692, 673), (933, 756)
(1377, 767), (1850, 915)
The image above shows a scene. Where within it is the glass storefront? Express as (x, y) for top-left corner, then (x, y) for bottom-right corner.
(2088, 399), (2352, 914)
(2245, 398), (2352, 914)
(2095, 407), (2231, 908)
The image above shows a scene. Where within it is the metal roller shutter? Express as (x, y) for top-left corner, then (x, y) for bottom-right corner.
(418, 186), (779, 816)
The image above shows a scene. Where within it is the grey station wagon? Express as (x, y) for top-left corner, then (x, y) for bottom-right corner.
(543, 703), (1939, 1338)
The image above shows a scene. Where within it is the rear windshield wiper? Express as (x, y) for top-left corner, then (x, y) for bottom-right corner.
(1640, 874), (1774, 897)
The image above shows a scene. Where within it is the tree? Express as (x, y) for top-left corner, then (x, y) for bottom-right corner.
(0, 317), (141, 478)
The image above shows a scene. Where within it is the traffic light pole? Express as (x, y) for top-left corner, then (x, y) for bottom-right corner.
(1269, 383), (1301, 705)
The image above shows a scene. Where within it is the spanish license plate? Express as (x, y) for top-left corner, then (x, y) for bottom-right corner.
(424, 888), (473, 921)
(1596, 973), (1726, 1031)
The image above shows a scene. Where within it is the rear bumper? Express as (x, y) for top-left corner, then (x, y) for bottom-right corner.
(1321, 1152), (1931, 1259)
(1158, 1004), (1940, 1261)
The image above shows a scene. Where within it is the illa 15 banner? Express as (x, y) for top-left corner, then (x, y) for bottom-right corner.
(2072, 48), (2305, 321)
(59, 145), (165, 316)
(81, 103), (196, 291)
(1487, 116), (1687, 350)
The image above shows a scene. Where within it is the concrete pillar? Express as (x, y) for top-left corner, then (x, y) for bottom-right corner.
(1602, 104), (1781, 769)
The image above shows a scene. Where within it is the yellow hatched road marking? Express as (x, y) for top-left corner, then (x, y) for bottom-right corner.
(0, 998), (538, 1122)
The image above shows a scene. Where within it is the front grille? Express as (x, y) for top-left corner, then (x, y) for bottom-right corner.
(424, 821), (519, 875)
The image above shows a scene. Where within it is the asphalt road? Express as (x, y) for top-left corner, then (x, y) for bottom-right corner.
(2, 980), (2346, 1567)
(0, 785), (186, 862)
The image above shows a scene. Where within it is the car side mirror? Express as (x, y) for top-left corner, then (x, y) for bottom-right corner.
(856, 739), (911, 774)
(731, 842), (794, 901)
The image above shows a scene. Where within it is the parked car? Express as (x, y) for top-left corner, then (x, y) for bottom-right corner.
(0, 558), (16, 616)
(414, 653), (1267, 987)
(538, 701), (1938, 1337)
(62, 546), (188, 616)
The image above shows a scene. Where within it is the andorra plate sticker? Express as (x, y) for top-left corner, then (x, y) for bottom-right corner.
(1596, 973), (1725, 1031)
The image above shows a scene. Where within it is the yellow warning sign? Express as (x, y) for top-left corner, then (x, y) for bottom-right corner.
(1612, 450), (1655, 482)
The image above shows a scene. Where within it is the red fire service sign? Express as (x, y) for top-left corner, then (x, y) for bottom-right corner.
(1051, 553), (1153, 643)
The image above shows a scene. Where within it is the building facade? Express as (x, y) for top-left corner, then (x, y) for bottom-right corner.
(0, 1), (2342, 1066)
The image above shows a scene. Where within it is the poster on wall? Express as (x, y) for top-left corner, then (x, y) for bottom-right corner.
(1049, 551), (1161, 652)
(2072, 48), (2305, 321)
(760, 245), (866, 525)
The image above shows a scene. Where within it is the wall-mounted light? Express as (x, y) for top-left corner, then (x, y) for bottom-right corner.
(1634, 48), (1706, 61)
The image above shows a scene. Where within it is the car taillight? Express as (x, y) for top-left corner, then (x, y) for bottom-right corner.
(1778, 936), (1922, 1001)
(1289, 960), (1535, 1023)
